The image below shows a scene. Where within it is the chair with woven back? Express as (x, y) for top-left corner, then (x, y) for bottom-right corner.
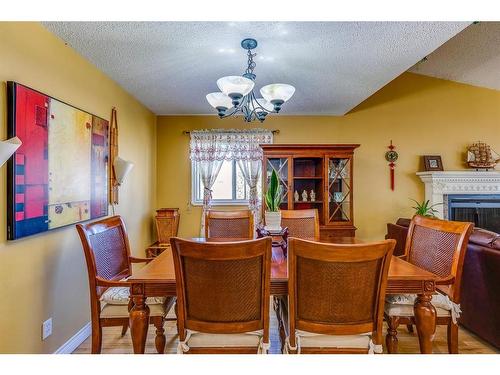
(385, 215), (473, 354)
(280, 209), (320, 241)
(282, 237), (395, 353)
(170, 236), (272, 354)
(76, 215), (176, 354)
(205, 209), (254, 239)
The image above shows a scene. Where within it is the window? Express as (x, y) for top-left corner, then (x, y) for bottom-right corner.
(191, 160), (262, 205)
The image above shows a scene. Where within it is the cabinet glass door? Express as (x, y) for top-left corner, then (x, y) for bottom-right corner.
(327, 158), (351, 223)
(265, 157), (290, 210)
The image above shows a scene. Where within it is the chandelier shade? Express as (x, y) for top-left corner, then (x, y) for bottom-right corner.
(255, 98), (275, 112)
(260, 83), (295, 103)
(206, 38), (295, 122)
(216, 76), (254, 103)
(206, 92), (233, 110)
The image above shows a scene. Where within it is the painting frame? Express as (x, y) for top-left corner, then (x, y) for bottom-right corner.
(423, 155), (444, 171)
(6, 81), (109, 240)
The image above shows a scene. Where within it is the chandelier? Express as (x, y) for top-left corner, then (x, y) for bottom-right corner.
(206, 38), (295, 123)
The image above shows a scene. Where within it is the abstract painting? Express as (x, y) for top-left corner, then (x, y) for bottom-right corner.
(6, 82), (109, 240)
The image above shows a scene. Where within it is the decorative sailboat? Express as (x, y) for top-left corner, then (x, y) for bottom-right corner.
(467, 141), (500, 170)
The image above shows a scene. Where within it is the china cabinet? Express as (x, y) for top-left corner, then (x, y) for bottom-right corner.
(261, 144), (359, 239)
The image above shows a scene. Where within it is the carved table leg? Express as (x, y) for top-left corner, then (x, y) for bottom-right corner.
(130, 293), (150, 354)
(153, 318), (166, 354)
(386, 316), (400, 354)
(414, 293), (436, 354)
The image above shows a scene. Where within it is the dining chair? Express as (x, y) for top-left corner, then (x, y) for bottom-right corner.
(282, 237), (395, 354)
(205, 209), (254, 239)
(170, 236), (272, 354)
(280, 209), (320, 241)
(384, 215), (473, 354)
(76, 215), (176, 354)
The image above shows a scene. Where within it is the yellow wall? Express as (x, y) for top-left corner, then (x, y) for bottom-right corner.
(157, 72), (500, 240)
(0, 23), (157, 353)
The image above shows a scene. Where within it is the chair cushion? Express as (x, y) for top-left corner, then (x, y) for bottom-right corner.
(384, 302), (451, 318)
(385, 293), (455, 319)
(177, 329), (267, 353)
(100, 286), (165, 305)
(100, 301), (169, 318)
(295, 330), (371, 349)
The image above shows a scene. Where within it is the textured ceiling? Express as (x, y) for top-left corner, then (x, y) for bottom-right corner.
(43, 22), (469, 115)
(409, 22), (500, 91)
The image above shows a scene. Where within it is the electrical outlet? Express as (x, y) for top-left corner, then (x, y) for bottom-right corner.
(42, 318), (52, 340)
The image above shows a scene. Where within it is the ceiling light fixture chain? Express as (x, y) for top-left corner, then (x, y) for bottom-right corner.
(206, 38), (295, 123)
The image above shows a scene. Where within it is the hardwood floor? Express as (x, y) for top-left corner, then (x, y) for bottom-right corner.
(73, 308), (498, 354)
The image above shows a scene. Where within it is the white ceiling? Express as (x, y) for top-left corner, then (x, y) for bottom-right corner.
(43, 22), (469, 115)
(409, 22), (500, 91)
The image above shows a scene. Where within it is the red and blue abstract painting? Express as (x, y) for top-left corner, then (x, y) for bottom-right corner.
(7, 82), (109, 240)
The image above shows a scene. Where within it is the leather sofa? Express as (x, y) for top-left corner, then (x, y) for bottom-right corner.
(385, 219), (500, 349)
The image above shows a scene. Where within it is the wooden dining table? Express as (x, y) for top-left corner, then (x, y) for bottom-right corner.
(128, 238), (438, 354)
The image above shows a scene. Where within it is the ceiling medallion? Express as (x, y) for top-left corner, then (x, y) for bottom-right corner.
(206, 38), (295, 123)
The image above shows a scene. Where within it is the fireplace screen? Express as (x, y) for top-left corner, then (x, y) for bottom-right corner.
(448, 195), (500, 234)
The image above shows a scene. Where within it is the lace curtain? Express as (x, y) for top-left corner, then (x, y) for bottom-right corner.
(190, 129), (273, 236)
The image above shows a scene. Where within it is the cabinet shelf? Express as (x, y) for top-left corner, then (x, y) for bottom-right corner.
(294, 176), (323, 180)
(294, 201), (323, 204)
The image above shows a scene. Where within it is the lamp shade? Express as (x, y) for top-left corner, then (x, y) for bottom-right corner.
(260, 84), (295, 103)
(217, 76), (254, 97)
(206, 92), (233, 110)
(0, 137), (22, 167)
(255, 98), (274, 112)
(113, 157), (134, 185)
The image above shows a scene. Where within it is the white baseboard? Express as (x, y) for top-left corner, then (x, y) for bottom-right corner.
(54, 321), (91, 354)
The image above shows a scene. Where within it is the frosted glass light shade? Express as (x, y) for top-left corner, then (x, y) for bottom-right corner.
(113, 157), (134, 185)
(217, 76), (254, 97)
(260, 84), (295, 103)
(0, 136), (21, 167)
(206, 92), (233, 110)
(256, 98), (274, 112)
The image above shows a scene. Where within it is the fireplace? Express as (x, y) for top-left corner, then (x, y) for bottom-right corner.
(447, 194), (500, 233)
(417, 171), (500, 233)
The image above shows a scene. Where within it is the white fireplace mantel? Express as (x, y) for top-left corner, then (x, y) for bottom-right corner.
(416, 171), (500, 219)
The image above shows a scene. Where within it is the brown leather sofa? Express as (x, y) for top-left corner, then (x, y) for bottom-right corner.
(386, 219), (500, 349)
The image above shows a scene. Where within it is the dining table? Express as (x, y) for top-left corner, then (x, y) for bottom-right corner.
(128, 237), (438, 354)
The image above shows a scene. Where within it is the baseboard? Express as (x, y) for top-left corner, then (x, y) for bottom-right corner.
(54, 321), (91, 354)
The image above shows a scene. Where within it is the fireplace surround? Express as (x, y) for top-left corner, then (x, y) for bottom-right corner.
(417, 171), (500, 232)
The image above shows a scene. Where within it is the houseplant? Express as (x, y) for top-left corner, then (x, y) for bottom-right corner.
(264, 169), (282, 231)
(410, 198), (441, 217)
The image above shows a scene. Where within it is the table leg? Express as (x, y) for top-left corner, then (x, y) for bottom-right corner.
(414, 293), (436, 354)
(130, 294), (150, 354)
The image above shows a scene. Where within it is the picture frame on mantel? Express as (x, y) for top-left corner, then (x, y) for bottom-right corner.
(423, 155), (444, 171)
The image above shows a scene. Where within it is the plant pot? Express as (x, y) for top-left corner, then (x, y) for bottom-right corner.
(265, 211), (282, 231)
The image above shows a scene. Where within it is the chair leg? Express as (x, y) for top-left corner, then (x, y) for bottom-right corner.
(121, 322), (129, 336)
(447, 322), (459, 354)
(153, 318), (166, 354)
(386, 316), (400, 354)
(406, 324), (414, 334)
(91, 324), (102, 354)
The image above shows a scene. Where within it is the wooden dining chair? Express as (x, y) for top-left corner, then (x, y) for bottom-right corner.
(385, 215), (473, 354)
(170, 236), (272, 354)
(282, 237), (395, 353)
(280, 209), (320, 241)
(205, 209), (254, 239)
(76, 215), (176, 354)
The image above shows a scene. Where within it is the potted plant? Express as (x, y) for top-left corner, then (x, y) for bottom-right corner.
(410, 198), (441, 217)
(264, 169), (282, 231)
